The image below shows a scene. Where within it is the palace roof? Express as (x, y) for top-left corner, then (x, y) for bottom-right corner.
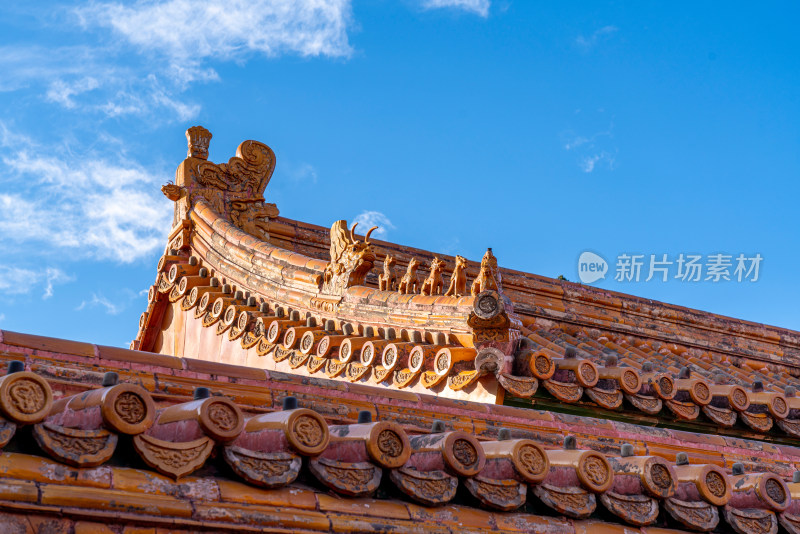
(2, 127), (799, 533)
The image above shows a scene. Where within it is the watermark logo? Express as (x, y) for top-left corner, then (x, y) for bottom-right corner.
(578, 251), (608, 284)
(576, 252), (763, 285)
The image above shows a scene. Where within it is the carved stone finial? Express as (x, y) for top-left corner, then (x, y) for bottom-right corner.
(186, 126), (212, 160)
(173, 127), (278, 241)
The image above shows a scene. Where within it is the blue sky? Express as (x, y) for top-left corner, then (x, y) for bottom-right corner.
(0, 1), (798, 347)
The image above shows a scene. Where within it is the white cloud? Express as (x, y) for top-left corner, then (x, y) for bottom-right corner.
(76, 0), (354, 80)
(1, 2), (354, 121)
(580, 151), (616, 173)
(576, 26), (618, 50)
(43, 268), (73, 299)
(0, 46), (199, 122)
(0, 314), (5, 323)
(421, 0), (490, 17)
(562, 120), (616, 173)
(96, 75), (201, 121)
(564, 136), (589, 150)
(0, 265), (73, 298)
(76, 293), (122, 315)
(352, 210), (395, 239)
(45, 77), (100, 109)
(0, 46), (102, 93)
(0, 125), (172, 262)
(285, 161), (319, 184)
(0, 267), (40, 296)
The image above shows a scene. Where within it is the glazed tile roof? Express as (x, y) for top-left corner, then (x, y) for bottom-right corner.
(2, 330), (800, 533)
(6, 127), (800, 532)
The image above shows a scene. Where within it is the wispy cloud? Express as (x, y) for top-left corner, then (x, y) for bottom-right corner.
(0, 124), (172, 262)
(0, 265), (73, 298)
(43, 268), (73, 299)
(45, 77), (100, 109)
(576, 25), (618, 50)
(286, 162), (319, 184)
(76, 293), (122, 315)
(579, 151), (616, 173)
(76, 0), (354, 83)
(562, 116), (617, 173)
(1, 2), (354, 122)
(439, 237), (462, 256)
(352, 210), (396, 239)
(420, 0), (490, 17)
(0, 45), (102, 93)
(0, 314), (5, 323)
(0, 45), (200, 122)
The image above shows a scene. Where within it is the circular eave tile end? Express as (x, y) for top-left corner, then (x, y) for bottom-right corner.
(286, 409), (330, 456)
(759, 474), (790, 512)
(699, 466), (731, 507)
(102, 383), (156, 435)
(577, 451), (613, 493)
(366, 421), (411, 469)
(200, 397), (245, 442)
(443, 432), (485, 477)
(642, 457), (676, 499)
(512, 440), (549, 484)
(0, 371), (54, 425)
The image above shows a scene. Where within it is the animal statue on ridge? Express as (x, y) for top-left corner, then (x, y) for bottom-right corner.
(379, 255), (397, 291)
(444, 255), (468, 297)
(420, 257), (445, 296)
(397, 258), (421, 295)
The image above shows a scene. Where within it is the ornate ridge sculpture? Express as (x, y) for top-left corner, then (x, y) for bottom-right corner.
(161, 126), (279, 241)
(322, 220), (378, 295)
